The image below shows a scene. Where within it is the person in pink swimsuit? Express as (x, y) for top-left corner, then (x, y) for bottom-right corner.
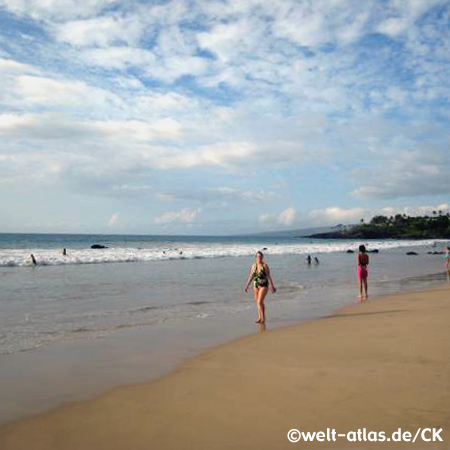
(357, 245), (369, 300)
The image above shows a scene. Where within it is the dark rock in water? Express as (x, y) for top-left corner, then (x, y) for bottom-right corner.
(406, 251), (418, 256)
(91, 244), (108, 249)
(346, 249), (354, 254)
(367, 249), (379, 253)
(262, 247), (268, 250)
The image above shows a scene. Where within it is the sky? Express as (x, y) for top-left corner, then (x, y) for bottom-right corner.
(0, 0), (449, 235)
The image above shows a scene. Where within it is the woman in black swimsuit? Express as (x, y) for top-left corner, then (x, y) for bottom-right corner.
(245, 251), (276, 323)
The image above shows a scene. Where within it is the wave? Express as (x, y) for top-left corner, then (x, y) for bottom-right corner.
(0, 239), (443, 268)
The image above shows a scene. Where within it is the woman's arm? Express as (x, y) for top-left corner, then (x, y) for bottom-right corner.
(245, 264), (255, 292)
(265, 264), (277, 293)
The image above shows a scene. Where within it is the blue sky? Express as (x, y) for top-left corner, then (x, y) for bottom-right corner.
(0, 0), (449, 235)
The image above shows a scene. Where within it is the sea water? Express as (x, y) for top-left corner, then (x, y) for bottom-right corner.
(0, 233), (447, 354)
(0, 233), (448, 422)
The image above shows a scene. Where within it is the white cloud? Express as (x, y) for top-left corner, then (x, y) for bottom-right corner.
(54, 14), (145, 47)
(352, 147), (450, 199)
(308, 207), (368, 226)
(107, 212), (120, 226)
(382, 203), (450, 217)
(0, 113), (182, 141)
(258, 206), (298, 228)
(154, 208), (201, 224)
(197, 20), (261, 63)
(79, 46), (156, 70)
(0, 57), (40, 76)
(376, 0), (448, 37)
(307, 203), (450, 227)
(278, 207), (297, 226)
(147, 142), (256, 170)
(13, 75), (123, 110)
(1, 0), (450, 233)
(258, 213), (274, 225)
(0, 0), (119, 21)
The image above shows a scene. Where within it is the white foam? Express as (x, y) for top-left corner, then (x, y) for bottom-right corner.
(0, 239), (443, 268)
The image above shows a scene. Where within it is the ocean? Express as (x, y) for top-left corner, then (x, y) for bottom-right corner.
(0, 233), (448, 422)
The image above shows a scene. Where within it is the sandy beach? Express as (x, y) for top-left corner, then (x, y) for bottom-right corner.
(0, 284), (449, 449)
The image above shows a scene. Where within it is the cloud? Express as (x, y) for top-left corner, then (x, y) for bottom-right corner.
(154, 208), (201, 224)
(1, 0), (450, 233)
(79, 46), (156, 70)
(376, 0), (448, 37)
(107, 212), (120, 226)
(278, 207), (297, 226)
(108, 184), (274, 205)
(307, 207), (368, 226)
(54, 14), (145, 47)
(381, 203), (450, 217)
(259, 206), (298, 228)
(0, 57), (40, 76)
(165, 186), (274, 203)
(352, 147), (450, 199)
(13, 75), (123, 110)
(308, 203), (450, 227)
(147, 142), (256, 170)
(0, 0), (120, 21)
(0, 113), (181, 141)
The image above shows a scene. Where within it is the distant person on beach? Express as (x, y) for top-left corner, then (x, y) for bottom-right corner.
(62, 248), (67, 256)
(245, 251), (276, 324)
(444, 246), (450, 275)
(357, 245), (369, 300)
(314, 257), (319, 265)
(306, 255), (312, 265)
(30, 254), (37, 266)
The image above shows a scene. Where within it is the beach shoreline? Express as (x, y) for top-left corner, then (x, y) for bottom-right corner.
(1, 282), (449, 449)
(0, 268), (446, 425)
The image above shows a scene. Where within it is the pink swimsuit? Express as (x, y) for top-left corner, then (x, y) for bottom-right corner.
(357, 253), (369, 279)
(357, 265), (368, 279)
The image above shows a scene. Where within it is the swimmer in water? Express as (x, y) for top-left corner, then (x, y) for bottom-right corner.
(30, 254), (37, 266)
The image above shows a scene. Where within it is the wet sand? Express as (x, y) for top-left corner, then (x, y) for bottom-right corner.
(1, 284), (449, 449)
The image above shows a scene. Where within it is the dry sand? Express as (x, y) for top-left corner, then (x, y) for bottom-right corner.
(1, 284), (449, 449)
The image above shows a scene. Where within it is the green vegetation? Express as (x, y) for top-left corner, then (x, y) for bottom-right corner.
(310, 212), (450, 239)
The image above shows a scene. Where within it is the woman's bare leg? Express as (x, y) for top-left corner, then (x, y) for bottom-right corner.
(257, 287), (268, 323)
(358, 278), (363, 300)
(363, 277), (368, 298)
(253, 287), (261, 322)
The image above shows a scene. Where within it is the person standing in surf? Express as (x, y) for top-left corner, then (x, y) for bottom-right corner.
(444, 246), (450, 276)
(245, 251), (276, 323)
(357, 245), (369, 300)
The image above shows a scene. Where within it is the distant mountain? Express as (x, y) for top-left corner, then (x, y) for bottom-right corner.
(245, 225), (346, 238)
